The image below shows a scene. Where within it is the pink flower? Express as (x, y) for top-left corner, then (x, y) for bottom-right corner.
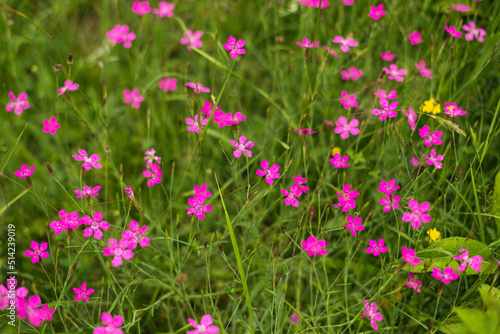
(124, 186), (135, 201)
(298, 0), (330, 8)
(363, 300), (383, 330)
(186, 114), (208, 134)
(0, 278), (28, 310)
(73, 282), (95, 302)
(345, 214), (364, 236)
(39, 304), (56, 322)
(230, 136), (254, 158)
(301, 235), (327, 256)
(106, 25), (136, 48)
(194, 184), (212, 199)
(380, 51), (395, 62)
(123, 89), (144, 109)
(406, 273), (422, 293)
(6, 92), (30, 115)
(371, 98), (398, 121)
(402, 246), (421, 268)
(24, 241), (49, 264)
(334, 117), (359, 140)
(341, 0), (355, 5)
(281, 185), (302, 207)
(93, 312), (124, 334)
(132, 1), (151, 15)
(332, 35), (358, 52)
(339, 91), (358, 110)
(453, 249), (483, 272)
(375, 89), (397, 100)
(322, 46), (340, 58)
(408, 31), (423, 45)
(378, 179), (400, 194)
(187, 196), (213, 219)
(158, 77), (177, 92)
(186, 82), (211, 94)
(296, 38), (319, 48)
(423, 149), (444, 169)
(144, 148), (162, 169)
(50, 209), (80, 232)
(410, 156), (420, 167)
(451, 4), (470, 12)
(294, 128), (317, 135)
(419, 125), (442, 146)
(365, 238), (388, 257)
(223, 36), (246, 58)
(57, 80), (79, 96)
(462, 21), (486, 42)
(187, 314), (219, 334)
(256, 160), (281, 185)
(81, 211), (109, 240)
(443, 101), (467, 117)
(17, 295), (43, 326)
(431, 267), (460, 284)
(201, 100), (246, 127)
(333, 183), (359, 212)
(340, 67), (363, 81)
(415, 60), (432, 79)
(103, 239), (134, 268)
(402, 199), (431, 229)
(42, 117), (60, 135)
(293, 174), (310, 194)
(73, 149), (102, 170)
(290, 312), (299, 325)
(153, 1), (175, 17)
(382, 64), (407, 82)
(180, 30), (204, 50)
(143, 163), (163, 187)
(379, 194), (400, 212)
(329, 153), (349, 168)
(445, 25), (462, 38)
(74, 185), (101, 198)
(368, 3), (386, 20)
(14, 164), (36, 178)
(402, 106), (417, 131)
(122, 220), (150, 249)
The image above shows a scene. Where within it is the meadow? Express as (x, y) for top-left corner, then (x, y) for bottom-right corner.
(1, 0), (500, 333)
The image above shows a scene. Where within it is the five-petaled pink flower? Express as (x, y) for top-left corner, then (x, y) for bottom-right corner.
(415, 60), (432, 79)
(363, 300), (383, 331)
(73, 282), (95, 302)
(49, 209), (80, 233)
(24, 241), (49, 264)
(132, 1), (151, 15)
(144, 148), (162, 169)
(406, 273), (422, 293)
(187, 314), (219, 334)
(375, 89), (397, 100)
(402, 246), (421, 268)
(366, 238), (388, 257)
(153, 1), (175, 17)
(379, 194), (400, 212)
(298, 0), (331, 8)
(57, 80), (79, 96)
(382, 64), (407, 82)
(73, 149), (102, 171)
(423, 149), (444, 169)
(93, 312), (124, 334)
(333, 183), (359, 212)
(329, 153), (350, 168)
(334, 117), (359, 139)
(431, 267), (460, 284)
(6, 92), (30, 115)
(81, 211), (110, 240)
(143, 163), (163, 187)
(339, 91), (358, 110)
(106, 25), (136, 48)
(223, 36), (246, 58)
(296, 38), (319, 48)
(281, 185), (302, 207)
(230, 136), (254, 158)
(419, 125), (442, 146)
(378, 179), (400, 194)
(462, 21), (486, 42)
(194, 184), (212, 199)
(187, 196), (213, 220)
(186, 82), (211, 94)
(103, 239), (134, 268)
(42, 117), (60, 135)
(123, 89), (144, 109)
(186, 114), (208, 134)
(368, 4), (386, 20)
(402, 199), (431, 229)
(294, 128), (317, 135)
(17, 295), (44, 326)
(451, 4), (470, 12)
(293, 174), (310, 194)
(340, 67), (363, 81)
(402, 106), (417, 130)
(345, 214), (364, 236)
(74, 185), (101, 198)
(14, 164), (36, 178)
(371, 98), (398, 121)
(453, 249), (483, 272)
(158, 77), (177, 92)
(408, 31), (423, 45)
(256, 160), (281, 185)
(443, 101), (467, 117)
(301, 235), (328, 256)
(445, 25), (462, 38)
(181, 30), (204, 51)
(380, 50), (395, 62)
(332, 36), (358, 52)
(122, 220), (150, 249)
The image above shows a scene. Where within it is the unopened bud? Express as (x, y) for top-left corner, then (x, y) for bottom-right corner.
(52, 64), (63, 72)
(67, 53), (73, 66)
(124, 186), (135, 201)
(46, 161), (54, 177)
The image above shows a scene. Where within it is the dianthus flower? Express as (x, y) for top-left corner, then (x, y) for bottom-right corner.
(296, 38), (319, 48)
(256, 160), (281, 185)
(371, 98), (398, 121)
(93, 312), (124, 334)
(187, 196), (212, 219)
(345, 214), (364, 236)
(334, 116), (359, 139)
(329, 153), (349, 168)
(333, 183), (358, 212)
(73, 282), (95, 302)
(380, 51), (395, 62)
(143, 163), (162, 187)
(158, 77), (177, 92)
(6, 92), (30, 115)
(39, 304), (56, 322)
(24, 241), (49, 264)
(14, 164), (36, 178)
(451, 4), (470, 12)
(42, 117), (60, 135)
(186, 82), (210, 94)
(223, 36), (246, 58)
(122, 220), (150, 249)
(445, 25), (462, 38)
(382, 64), (407, 82)
(153, 1), (175, 17)
(402, 106), (417, 130)
(453, 249), (483, 272)
(322, 46), (340, 58)
(193, 184), (212, 199)
(374, 89), (397, 100)
(379, 194), (400, 212)
(50, 209), (80, 232)
(402, 199), (431, 229)
(180, 30), (203, 50)
(298, 0), (330, 8)
(431, 267), (460, 284)
(106, 25), (136, 48)
(365, 238), (388, 257)
(402, 246), (421, 268)
(186, 114), (208, 134)
(17, 295), (44, 326)
(301, 235), (327, 256)
(81, 211), (109, 240)
(462, 21), (486, 42)
(293, 174), (310, 193)
(443, 101), (467, 117)
(187, 315), (219, 334)
(415, 60), (432, 79)
(419, 125), (442, 146)
(423, 149), (444, 169)
(332, 36), (358, 52)
(131, 1), (151, 15)
(339, 91), (358, 109)
(368, 4), (386, 20)
(73, 149), (102, 170)
(294, 128), (317, 135)
(57, 80), (80, 96)
(123, 89), (144, 109)
(340, 67), (363, 81)
(103, 239), (134, 268)
(144, 148), (162, 169)
(408, 31), (423, 45)
(406, 273), (422, 293)
(124, 186), (135, 201)
(281, 185), (302, 207)
(363, 300), (383, 330)
(230, 136), (254, 158)
(74, 185), (101, 198)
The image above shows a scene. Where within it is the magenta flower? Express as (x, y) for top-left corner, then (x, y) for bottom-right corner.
(256, 160), (281, 185)
(40, 304), (56, 322)
(201, 100), (246, 127)
(406, 273), (422, 293)
(122, 220), (150, 249)
(445, 25), (462, 38)
(230, 136), (254, 158)
(50, 209), (80, 232)
(380, 50), (395, 62)
(57, 80), (79, 96)
(339, 91), (358, 110)
(14, 164), (36, 178)
(301, 235), (327, 256)
(342, 0), (355, 5)
(371, 98), (398, 121)
(363, 300), (383, 331)
(463, 21), (486, 42)
(415, 60), (432, 79)
(431, 267), (460, 284)
(296, 38), (319, 48)
(0, 278), (28, 310)
(423, 149), (444, 169)
(345, 214), (364, 237)
(73, 149), (102, 170)
(186, 114), (208, 134)
(290, 312), (299, 325)
(180, 30), (204, 50)
(419, 125), (442, 146)
(106, 25), (136, 48)
(93, 312), (124, 334)
(408, 31), (423, 45)
(365, 239), (388, 257)
(123, 89), (144, 109)
(293, 174), (310, 194)
(158, 77), (177, 92)
(329, 154), (349, 168)
(187, 314), (219, 334)
(298, 0), (330, 8)
(402, 199), (431, 229)
(132, 1), (151, 15)
(332, 35), (358, 52)
(42, 117), (60, 135)
(378, 179), (400, 194)
(368, 3), (386, 20)
(379, 194), (400, 212)
(294, 128), (317, 135)
(382, 64), (407, 82)
(443, 101), (467, 117)
(17, 295), (43, 326)
(333, 183), (359, 212)
(186, 82), (211, 94)
(375, 89), (397, 100)
(451, 4), (470, 12)
(340, 67), (363, 81)
(103, 239), (134, 268)
(410, 156), (420, 167)
(124, 186), (135, 201)
(453, 249), (483, 272)
(223, 36), (246, 58)
(322, 46), (340, 58)
(73, 282), (95, 302)
(334, 117), (359, 139)
(74, 185), (101, 198)
(402, 246), (421, 268)
(187, 196), (213, 220)
(81, 211), (109, 240)
(144, 148), (162, 169)
(194, 184), (212, 199)
(153, 1), (175, 17)
(143, 163), (163, 187)
(24, 241), (49, 264)
(6, 92), (30, 115)
(402, 106), (417, 131)
(281, 185), (302, 207)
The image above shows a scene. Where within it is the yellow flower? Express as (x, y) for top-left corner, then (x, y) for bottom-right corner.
(331, 147), (341, 156)
(422, 98), (441, 114)
(426, 228), (441, 242)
